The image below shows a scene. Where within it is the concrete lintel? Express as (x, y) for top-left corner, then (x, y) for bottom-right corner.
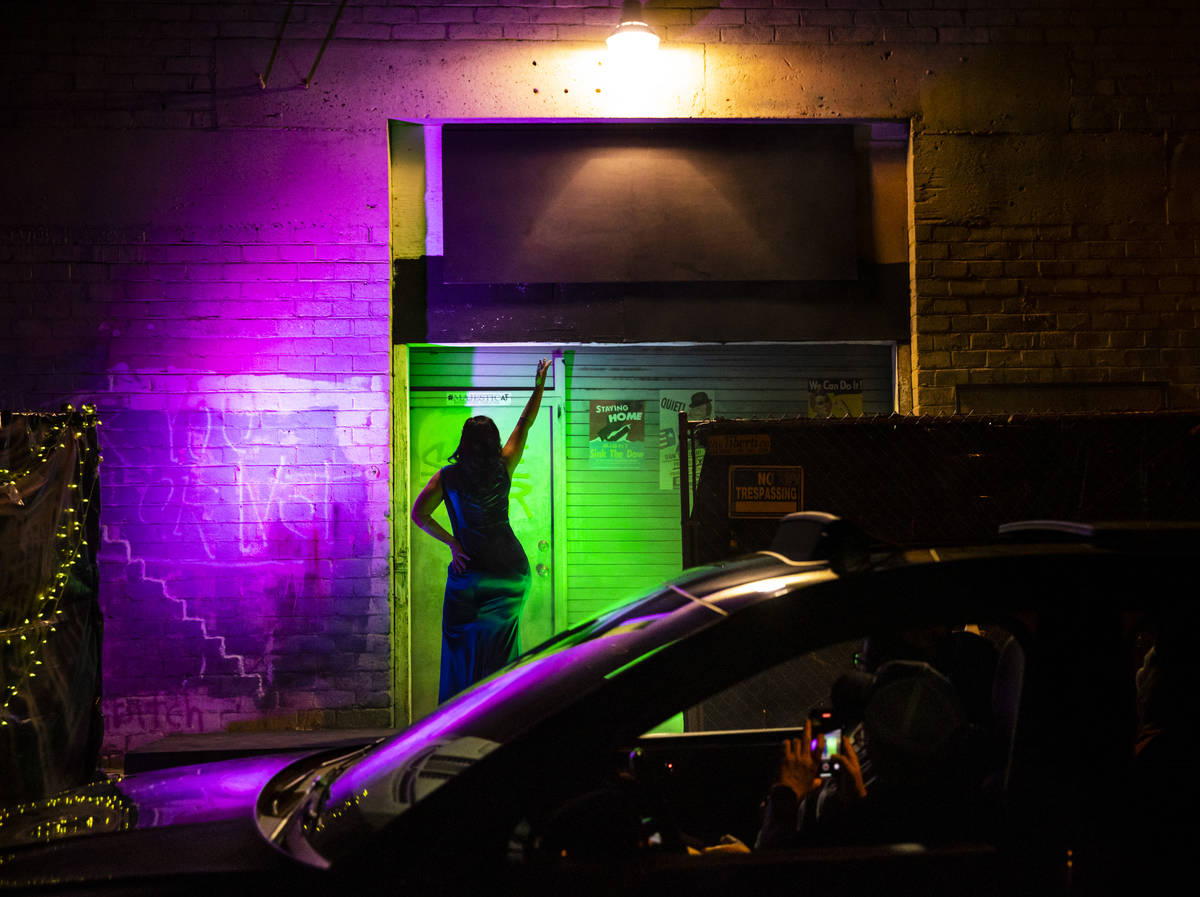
(217, 39), (706, 126)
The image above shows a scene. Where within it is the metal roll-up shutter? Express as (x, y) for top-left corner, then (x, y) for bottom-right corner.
(407, 343), (894, 632)
(562, 344), (894, 625)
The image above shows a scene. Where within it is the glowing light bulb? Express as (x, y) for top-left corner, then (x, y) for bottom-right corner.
(606, 1), (659, 60)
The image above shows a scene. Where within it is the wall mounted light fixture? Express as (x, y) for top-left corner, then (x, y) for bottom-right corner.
(606, 0), (660, 58)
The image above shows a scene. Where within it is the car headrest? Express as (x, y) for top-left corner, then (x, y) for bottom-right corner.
(830, 670), (876, 724)
(863, 660), (967, 786)
(768, 512), (871, 575)
(935, 630), (999, 727)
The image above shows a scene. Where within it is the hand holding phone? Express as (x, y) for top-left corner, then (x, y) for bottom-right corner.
(776, 719), (823, 802)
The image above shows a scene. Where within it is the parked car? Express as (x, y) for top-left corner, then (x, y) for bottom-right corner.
(2, 514), (1195, 896)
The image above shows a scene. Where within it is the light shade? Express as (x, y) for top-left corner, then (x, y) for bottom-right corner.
(606, 0), (660, 56)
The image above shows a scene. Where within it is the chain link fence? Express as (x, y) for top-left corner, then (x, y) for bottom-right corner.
(679, 411), (1199, 734)
(683, 411), (1200, 565)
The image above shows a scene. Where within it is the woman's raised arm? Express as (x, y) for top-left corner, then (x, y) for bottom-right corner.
(502, 358), (550, 477)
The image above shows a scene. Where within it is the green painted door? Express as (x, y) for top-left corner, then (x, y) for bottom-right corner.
(408, 397), (557, 720)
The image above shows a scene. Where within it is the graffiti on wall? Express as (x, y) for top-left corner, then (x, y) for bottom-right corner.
(98, 400), (390, 751)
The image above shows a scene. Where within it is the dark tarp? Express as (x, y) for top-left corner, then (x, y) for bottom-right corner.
(1, 408), (102, 803)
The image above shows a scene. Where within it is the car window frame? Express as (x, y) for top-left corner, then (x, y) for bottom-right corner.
(502, 547), (1186, 863)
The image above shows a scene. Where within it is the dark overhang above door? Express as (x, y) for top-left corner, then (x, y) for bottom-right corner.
(442, 122), (857, 284)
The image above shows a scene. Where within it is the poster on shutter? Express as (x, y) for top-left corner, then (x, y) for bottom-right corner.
(589, 399), (646, 465)
(658, 390), (716, 490)
(807, 378), (863, 418)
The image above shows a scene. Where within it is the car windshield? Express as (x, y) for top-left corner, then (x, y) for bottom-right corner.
(312, 561), (831, 852)
(511, 556), (794, 661)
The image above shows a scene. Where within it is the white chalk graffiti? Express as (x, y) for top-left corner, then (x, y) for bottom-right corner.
(96, 401), (383, 750)
(101, 524), (266, 698)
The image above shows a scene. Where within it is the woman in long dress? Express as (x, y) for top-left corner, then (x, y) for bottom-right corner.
(411, 358), (550, 702)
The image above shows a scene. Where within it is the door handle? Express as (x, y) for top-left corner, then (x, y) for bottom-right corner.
(536, 563), (550, 577)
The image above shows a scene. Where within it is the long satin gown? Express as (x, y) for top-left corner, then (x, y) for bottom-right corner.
(437, 461), (532, 703)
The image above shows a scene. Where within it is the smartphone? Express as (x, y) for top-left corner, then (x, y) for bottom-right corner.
(817, 728), (842, 778)
(807, 708), (843, 778)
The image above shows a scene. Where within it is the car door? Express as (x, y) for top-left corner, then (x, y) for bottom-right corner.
(499, 585), (1024, 892)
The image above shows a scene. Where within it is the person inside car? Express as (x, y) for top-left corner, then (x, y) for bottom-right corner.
(757, 629), (1000, 849)
(755, 715), (866, 849)
(1130, 606), (1200, 820)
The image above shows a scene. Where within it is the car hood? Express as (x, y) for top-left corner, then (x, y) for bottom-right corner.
(0, 753), (302, 851)
(0, 753), (318, 892)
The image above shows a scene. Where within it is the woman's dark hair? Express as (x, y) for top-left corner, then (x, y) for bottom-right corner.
(449, 416), (504, 487)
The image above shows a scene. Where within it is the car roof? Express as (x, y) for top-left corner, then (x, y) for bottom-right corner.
(339, 516), (1195, 788)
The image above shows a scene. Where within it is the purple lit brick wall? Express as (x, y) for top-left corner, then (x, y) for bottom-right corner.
(2, 222), (393, 752)
(1, 0), (397, 750)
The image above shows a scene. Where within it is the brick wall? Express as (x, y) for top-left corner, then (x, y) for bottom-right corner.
(907, 4), (1200, 411)
(2, 0), (1198, 751)
(0, 220), (393, 753)
(3, 3), (398, 752)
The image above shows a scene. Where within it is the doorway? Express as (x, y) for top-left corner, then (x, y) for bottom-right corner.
(406, 366), (564, 721)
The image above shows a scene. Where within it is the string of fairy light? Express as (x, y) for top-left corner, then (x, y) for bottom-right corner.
(0, 789), (129, 846)
(1, 404), (101, 728)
